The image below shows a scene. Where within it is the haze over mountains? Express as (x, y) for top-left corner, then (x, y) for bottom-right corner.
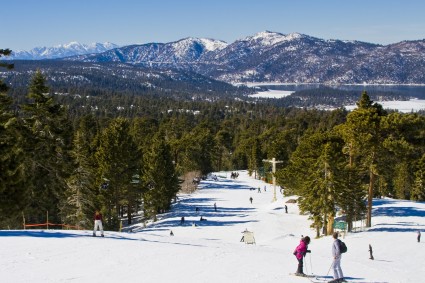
(5, 31), (425, 84)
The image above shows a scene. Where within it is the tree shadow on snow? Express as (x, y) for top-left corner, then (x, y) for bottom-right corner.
(0, 230), (89, 239)
(136, 191), (257, 230)
(199, 181), (254, 191)
(372, 206), (425, 218)
(368, 226), (423, 232)
(148, 219), (258, 229)
(0, 230), (143, 241)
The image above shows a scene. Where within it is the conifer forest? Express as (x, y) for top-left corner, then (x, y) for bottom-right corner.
(2, 49), (425, 234)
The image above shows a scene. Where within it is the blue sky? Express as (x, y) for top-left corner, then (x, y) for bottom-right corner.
(4, 0), (425, 50)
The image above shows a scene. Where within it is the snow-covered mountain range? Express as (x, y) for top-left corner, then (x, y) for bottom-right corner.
(67, 37), (227, 65)
(5, 31), (425, 84)
(7, 42), (119, 60)
(63, 31), (425, 84)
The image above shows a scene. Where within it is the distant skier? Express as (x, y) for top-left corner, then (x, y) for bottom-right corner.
(417, 230), (421, 243)
(264, 185), (267, 192)
(285, 205), (288, 213)
(368, 244), (374, 260)
(257, 187), (261, 193)
(170, 230), (174, 236)
(249, 197), (253, 204)
(180, 216), (185, 225)
(293, 236), (311, 276)
(93, 210), (104, 237)
(330, 232), (344, 283)
(214, 203), (217, 212)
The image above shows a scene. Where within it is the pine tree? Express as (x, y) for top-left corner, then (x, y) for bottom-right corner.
(277, 131), (346, 237)
(214, 128), (233, 171)
(380, 112), (425, 200)
(333, 160), (365, 232)
(0, 49), (27, 228)
(143, 132), (179, 221)
(60, 129), (97, 229)
(339, 91), (386, 227)
(411, 154), (425, 201)
(250, 137), (263, 179)
(95, 117), (141, 229)
(20, 70), (72, 224)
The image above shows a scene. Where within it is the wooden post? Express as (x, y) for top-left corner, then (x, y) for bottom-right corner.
(263, 158), (283, 202)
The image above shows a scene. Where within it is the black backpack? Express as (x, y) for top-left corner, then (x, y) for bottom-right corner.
(338, 239), (347, 253)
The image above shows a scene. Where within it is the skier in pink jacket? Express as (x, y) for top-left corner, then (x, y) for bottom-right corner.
(293, 236), (311, 275)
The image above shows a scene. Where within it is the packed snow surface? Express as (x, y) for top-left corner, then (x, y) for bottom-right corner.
(1, 170), (424, 283)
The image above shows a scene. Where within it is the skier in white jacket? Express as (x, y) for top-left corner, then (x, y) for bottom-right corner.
(331, 232), (344, 282)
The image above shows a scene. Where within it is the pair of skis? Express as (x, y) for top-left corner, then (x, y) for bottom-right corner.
(290, 274), (383, 283)
(289, 273), (347, 283)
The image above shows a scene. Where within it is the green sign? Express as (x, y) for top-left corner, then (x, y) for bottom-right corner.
(333, 221), (347, 230)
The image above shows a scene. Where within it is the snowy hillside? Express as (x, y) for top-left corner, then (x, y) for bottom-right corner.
(1, 170), (424, 283)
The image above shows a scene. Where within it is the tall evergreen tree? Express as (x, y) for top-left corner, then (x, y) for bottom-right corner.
(380, 112), (425, 199)
(177, 124), (215, 175)
(214, 128), (233, 171)
(0, 49), (27, 228)
(277, 131), (348, 237)
(250, 137), (263, 179)
(412, 154), (425, 201)
(143, 132), (179, 221)
(20, 70), (73, 224)
(339, 91), (386, 227)
(60, 128), (97, 229)
(95, 117), (141, 229)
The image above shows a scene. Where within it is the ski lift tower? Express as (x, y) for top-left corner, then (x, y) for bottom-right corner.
(263, 158), (283, 202)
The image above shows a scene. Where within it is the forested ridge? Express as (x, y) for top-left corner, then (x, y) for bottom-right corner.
(2, 49), (425, 236)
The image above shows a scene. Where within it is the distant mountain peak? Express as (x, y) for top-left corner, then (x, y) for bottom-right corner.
(173, 37), (228, 52)
(61, 41), (81, 48)
(244, 31), (304, 46)
(8, 42), (119, 60)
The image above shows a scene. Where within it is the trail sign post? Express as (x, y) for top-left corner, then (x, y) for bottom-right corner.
(262, 158), (283, 202)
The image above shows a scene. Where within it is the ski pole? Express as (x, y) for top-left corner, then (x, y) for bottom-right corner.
(326, 260), (334, 276)
(305, 256), (309, 275)
(309, 253), (313, 275)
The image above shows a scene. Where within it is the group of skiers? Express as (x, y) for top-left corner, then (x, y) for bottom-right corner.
(294, 232), (345, 283)
(91, 207), (421, 283)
